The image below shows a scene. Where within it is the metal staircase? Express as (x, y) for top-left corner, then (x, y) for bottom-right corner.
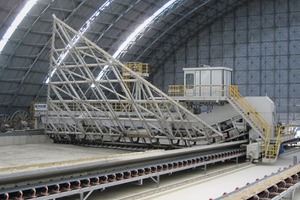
(228, 86), (280, 162)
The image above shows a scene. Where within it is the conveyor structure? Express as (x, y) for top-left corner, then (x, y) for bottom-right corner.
(43, 15), (295, 163)
(0, 141), (246, 200)
(218, 162), (300, 200)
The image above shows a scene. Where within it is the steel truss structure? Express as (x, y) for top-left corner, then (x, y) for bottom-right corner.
(46, 15), (224, 147)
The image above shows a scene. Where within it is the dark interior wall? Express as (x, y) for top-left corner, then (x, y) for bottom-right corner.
(154, 0), (300, 124)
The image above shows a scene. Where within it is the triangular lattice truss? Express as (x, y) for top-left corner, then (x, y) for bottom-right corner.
(46, 15), (224, 148)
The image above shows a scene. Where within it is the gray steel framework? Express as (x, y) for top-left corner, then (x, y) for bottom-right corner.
(47, 15), (224, 147)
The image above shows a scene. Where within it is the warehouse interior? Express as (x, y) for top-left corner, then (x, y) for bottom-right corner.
(0, 0), (300, 199)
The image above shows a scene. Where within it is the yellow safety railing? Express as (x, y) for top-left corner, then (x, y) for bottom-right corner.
(168, 85), (185, 96)
(111, 102), (133, 112)
(122, 75), (131, 90)
(263, 125), (282, 159)
(274, 125), (282, 156)
(229, 85), (274, 159)
(50, 102), (77, 111)
(122, 62), (149, 91)
(168, 84), (228, 97)
(123, 62), (149, 75)
(229, 86), (270, 137)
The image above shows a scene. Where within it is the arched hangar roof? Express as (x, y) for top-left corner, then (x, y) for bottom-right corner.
(0, 0), (248, 115)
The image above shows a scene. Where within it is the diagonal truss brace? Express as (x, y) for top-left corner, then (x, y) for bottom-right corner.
(46, 15), (223, 147)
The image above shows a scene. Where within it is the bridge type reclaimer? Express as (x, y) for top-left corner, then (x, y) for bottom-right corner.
(46, 15), (225, 149)
(45, 15), (295, 163)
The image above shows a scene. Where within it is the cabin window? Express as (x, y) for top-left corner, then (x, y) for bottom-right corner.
(186, 73), (194, 88)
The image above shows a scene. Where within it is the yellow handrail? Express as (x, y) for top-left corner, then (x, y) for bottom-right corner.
(168, 84), (228, 97)
(168, 85), (185, 96)
(274, 125), (282, 157)
(123, 62), (149, 75)
(229, 86), (270, 137)
(228, 85), (273, 159)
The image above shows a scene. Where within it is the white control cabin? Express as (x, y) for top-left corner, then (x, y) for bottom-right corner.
(183, 66), (232, 98)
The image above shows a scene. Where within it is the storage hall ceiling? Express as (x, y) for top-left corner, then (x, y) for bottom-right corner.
(0, 0), (299, 124)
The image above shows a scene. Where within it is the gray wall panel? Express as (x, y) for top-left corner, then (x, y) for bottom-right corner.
(157, 0), (300, 124)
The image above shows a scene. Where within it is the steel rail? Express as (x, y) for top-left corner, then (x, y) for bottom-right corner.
(0, 141), (247, 200)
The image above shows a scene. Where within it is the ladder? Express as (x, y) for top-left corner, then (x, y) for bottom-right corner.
(228, 86), (280, 162)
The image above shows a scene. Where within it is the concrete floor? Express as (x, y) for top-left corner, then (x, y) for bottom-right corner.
(0, 143), (129, 171)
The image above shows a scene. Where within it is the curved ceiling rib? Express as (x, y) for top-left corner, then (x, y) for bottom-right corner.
(8, 1), (91, 110)
(113, 0), (178, 58)
(93, 0), (142, 44)
(0, 0), (251, 115)
(45, 0), (117, 84)
(0, 1), (22, 36)
(95, 0), (179, 81)
(33, 0), (92, 103)
(36, 0), (156, 100)
(140, 0), (250, 81)
(133, 0), (213, 61)
(119, 0), (208, 62)
(2, 0), (90, 113)
(0, 0), (37, 53)
(2, 0), (179, 113)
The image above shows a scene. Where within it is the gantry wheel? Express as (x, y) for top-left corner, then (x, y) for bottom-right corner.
(0, 114), (10, 132)
(11, 110), (29, 130)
